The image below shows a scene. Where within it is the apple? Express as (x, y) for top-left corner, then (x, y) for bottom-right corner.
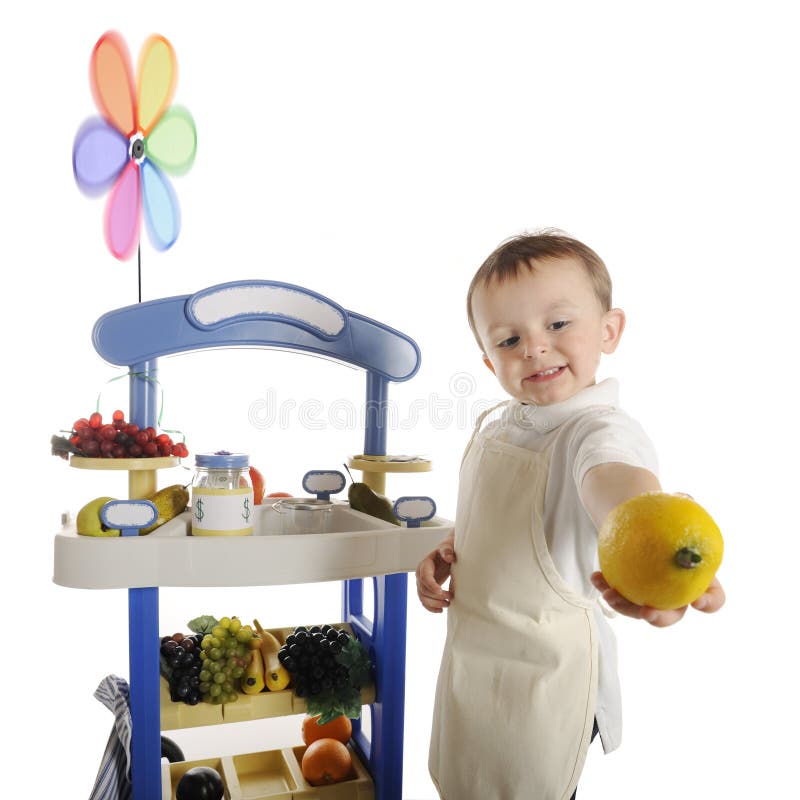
(249, 466), (265, 505)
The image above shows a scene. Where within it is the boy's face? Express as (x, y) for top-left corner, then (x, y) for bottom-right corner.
(472, 257), (625, 406)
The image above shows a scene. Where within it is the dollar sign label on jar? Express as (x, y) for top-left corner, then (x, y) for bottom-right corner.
(191, 451), (254, 536)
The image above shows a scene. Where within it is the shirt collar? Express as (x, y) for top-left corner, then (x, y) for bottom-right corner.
(502, 378), (620, 434)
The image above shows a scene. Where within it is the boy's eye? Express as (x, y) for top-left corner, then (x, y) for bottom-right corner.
(497, 336), (520, 348)
(549, 320), (570, 331)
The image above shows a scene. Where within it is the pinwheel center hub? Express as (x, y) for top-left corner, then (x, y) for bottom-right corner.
(129, 133), (145, 163)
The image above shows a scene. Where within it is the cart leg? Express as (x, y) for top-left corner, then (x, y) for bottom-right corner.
(343, 573), (408, 800)
(127, 361), (163, 799)
(129, 586), (161, 800)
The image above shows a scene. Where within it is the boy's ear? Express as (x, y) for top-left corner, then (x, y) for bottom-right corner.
(601, 308), (626, 354)
(482, 355), (496, 375)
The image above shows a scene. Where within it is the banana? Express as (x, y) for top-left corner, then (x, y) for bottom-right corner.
(253, 619), (291, 691)
(241, 647), (266, 695)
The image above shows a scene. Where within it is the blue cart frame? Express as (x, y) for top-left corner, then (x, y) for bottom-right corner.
(90, 280), (424, 800)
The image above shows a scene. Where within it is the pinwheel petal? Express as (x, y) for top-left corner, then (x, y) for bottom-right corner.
(104, 161), (141, 260)
(144, 106), (197, 176)
(141, 160), (180, 251)
(73, 117), (129, 196)
(90, 31), (136, 137)
(137, 35), (177, 135)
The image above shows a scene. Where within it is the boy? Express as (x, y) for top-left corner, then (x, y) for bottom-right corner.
(416, 231), (724, 800)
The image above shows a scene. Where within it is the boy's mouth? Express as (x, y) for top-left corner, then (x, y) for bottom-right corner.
(525, 365), (567, 383)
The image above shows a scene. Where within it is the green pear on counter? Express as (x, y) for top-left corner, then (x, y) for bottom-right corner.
(344, 466), (399, 525)
(139, 484), (190, 535)
(76, 496), (120, 537)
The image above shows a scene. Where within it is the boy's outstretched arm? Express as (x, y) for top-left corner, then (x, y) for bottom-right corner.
(416, 532), (456, 613)
(581, 462), (726, 627)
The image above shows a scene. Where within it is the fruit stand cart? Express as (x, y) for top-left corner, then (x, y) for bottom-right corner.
(54, 279), (453, 800)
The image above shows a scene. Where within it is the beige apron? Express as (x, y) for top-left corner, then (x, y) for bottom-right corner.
(429, 405), (598, 800)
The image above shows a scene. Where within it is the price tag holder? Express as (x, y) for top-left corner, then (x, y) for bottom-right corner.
(393, 496), (437, 528)
(303, 470), (346, 500)
(101, 499), (159, 537)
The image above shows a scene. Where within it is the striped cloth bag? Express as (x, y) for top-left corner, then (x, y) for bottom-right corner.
(89, 675), (133, 800)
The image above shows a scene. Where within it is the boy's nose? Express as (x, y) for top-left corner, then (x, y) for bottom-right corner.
(523, 339), (547, 358)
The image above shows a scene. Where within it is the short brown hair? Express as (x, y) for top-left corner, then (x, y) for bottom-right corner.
(466, 229), (613, 351)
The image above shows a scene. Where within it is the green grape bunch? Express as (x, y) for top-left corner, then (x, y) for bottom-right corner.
(194, 616), (254, 704)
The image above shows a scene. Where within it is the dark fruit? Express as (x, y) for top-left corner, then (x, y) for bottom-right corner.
(161, 632), (206, 707)
(281, 624), (368, 713)
(176, 766), (224, 800)
(160, 735), (185, 763)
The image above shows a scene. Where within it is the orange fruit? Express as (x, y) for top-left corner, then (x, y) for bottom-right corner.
(302, 714), (352, 746)
(598, 492), (723, 610)
(300, 738), (352, 786)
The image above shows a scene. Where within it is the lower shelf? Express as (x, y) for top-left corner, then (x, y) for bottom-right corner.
(161, 624), (376, 731)
(162, 743), (374, 800)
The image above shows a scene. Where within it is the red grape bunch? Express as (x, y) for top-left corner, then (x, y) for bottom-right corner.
(52, 409), (189, 459)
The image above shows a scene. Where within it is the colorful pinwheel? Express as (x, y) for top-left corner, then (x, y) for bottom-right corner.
(72, 31), (197, 261)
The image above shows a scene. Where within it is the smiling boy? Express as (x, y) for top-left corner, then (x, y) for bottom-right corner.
(417, 231), (724, 799)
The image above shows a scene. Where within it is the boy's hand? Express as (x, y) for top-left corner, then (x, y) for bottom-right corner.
(416, 534), (456, 613)
(590, 572), (725, 628)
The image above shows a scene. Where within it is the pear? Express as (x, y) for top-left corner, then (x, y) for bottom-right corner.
(253, 620), (291, 691)
(140, 484), (190, 534)
(348, 482), (400, 525)
(76, 496), (120, 537)
(343, 466), (399, 525)
(241, 648), (266, 695)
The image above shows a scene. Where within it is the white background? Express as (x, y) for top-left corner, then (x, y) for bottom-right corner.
(2, 2), (798, 797)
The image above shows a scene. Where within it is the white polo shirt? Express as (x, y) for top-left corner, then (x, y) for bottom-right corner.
(482, 378), (659, 753)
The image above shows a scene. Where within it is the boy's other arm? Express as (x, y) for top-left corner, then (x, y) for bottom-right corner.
(582, 462), (725, 627)
(416, 531), (456, 613)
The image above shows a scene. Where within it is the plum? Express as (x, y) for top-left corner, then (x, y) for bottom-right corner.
(176, 766), (224, 800)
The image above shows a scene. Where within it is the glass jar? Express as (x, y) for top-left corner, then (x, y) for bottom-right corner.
(192, 451), (253, 536)
(272, 497), (334, 535)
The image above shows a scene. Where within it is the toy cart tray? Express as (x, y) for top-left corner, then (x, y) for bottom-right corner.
(54, 503), (452, 589)
(162, 743), (374, 800)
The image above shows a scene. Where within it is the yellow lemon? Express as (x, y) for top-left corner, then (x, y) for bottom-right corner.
(598, 492), (723, 610)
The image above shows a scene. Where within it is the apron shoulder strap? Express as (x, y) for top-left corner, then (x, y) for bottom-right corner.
(461, 400), (511, 467)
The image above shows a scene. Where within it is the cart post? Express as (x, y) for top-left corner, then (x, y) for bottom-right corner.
(128, 360), (163, 800)
(343, 574), (408, 800)
(342, 368), (408, 799)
